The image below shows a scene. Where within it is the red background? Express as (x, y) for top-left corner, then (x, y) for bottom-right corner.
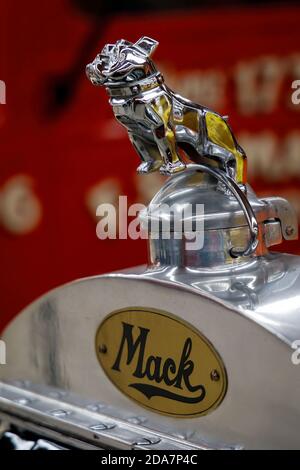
(0, 1), (300, 330)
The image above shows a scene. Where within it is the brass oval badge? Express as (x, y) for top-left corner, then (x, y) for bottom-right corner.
(95, 307), (227, 417)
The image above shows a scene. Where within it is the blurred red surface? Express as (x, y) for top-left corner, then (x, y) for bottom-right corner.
(0, 1), (299, 330)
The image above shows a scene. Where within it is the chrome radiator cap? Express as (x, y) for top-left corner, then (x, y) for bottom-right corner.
(140, 165), (298, 268)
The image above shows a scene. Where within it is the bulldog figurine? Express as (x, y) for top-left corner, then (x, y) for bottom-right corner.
(86, 36), (247, 182)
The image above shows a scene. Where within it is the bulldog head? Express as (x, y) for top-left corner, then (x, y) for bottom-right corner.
(86, 36), (159, 86)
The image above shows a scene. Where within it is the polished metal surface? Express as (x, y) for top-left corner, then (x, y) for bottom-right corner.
(1, 263), (300, 449)
(114, 252), (300, 346)
(192, 165), (259, 258)
(0, 381), (218, 450)
(141, 164), (260, 258)
(140, 166), (298, 266)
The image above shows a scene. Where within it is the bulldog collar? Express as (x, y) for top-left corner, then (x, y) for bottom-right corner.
(106, 73), (164, 98)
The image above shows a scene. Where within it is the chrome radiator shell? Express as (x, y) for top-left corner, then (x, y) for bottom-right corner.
(1, 252), (300, 449)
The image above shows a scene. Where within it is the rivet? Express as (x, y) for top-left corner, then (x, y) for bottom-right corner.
(90, 423), (115, 431)
(286, 225), (294, 236)
(127, 416), (147, 425)
(133, 437), (161, 446)
(50, 409), (70, 417)
(86, 403), (105, 412)
(99, 344), (107, 354)
(210, 369), (220, 381)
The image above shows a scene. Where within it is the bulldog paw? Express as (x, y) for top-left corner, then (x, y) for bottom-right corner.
(159, 161), (186, 175)
(137, 161), (161, 174)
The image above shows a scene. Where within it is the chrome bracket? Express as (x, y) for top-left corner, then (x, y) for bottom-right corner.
(193, 164), (259, 258)
(262, 197), (298, 242)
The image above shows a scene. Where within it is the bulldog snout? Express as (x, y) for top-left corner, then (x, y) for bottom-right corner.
(86, 63), (95, 80)
(86, 62), (105, 86)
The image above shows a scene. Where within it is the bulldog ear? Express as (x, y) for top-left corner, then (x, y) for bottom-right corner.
(101, 43), (114, 56)
(134, 36), (159, 56)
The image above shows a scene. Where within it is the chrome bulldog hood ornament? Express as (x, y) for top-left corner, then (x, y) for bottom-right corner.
(86, 36), (246, 182)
